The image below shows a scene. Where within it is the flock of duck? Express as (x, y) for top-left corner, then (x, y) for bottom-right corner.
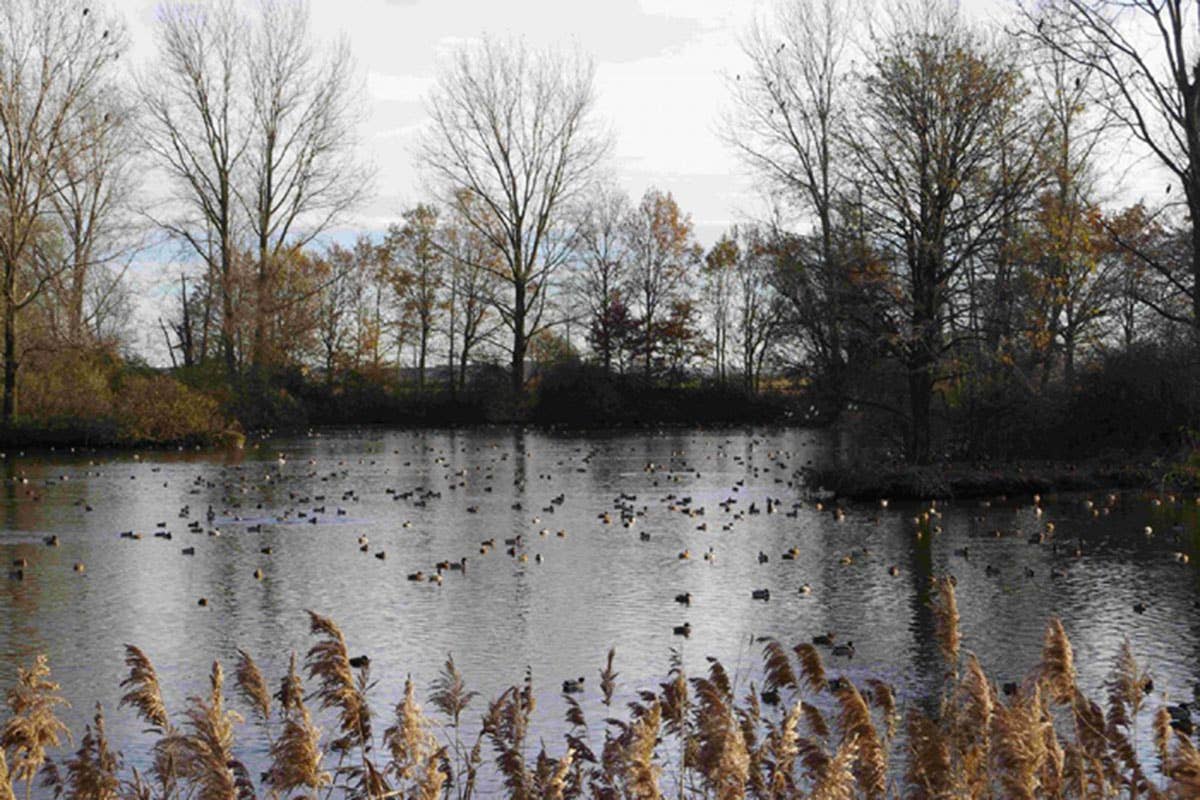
(2, 433), (1198, 705)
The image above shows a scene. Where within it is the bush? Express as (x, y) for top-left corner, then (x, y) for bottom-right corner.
(114, 373), (224, 444)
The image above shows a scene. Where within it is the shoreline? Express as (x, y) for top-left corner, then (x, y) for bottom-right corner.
(803, 459), (1192, 501)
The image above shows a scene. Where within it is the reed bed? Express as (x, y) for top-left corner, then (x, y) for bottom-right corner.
(3, 583), (1199, 799)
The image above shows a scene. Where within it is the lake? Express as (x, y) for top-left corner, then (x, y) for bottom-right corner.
(0, 426), (1197, 788)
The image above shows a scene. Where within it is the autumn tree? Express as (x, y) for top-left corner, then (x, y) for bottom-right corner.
(845, 3), (1044, 462)
(385, 204), (443, 393)
(420, 36), (610, 396)
(0, 0), (126, 422)
(624, 188), (702, 381)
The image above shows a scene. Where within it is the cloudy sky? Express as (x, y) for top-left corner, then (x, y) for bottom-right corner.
(119, 0), (775, 248)
(114, 0), (1160, 358)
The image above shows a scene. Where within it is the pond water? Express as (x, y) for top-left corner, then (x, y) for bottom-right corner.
(0, 426), (1198, 788)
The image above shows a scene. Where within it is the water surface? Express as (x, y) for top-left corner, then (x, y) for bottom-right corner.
(1, 427), (1196, 781)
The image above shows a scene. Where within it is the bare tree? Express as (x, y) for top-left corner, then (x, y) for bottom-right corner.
(726, 0), (858, 392)
(47, 89), (140, 348)
(419, 36), (611, 396)
(704, 232), (738, 384)
(140, 0), (247, 380)
(1027, 0), (1200, 331)
(733, 227), (786, 393)
(0, 0), (125, 421)
(243, 0), (368, 374)
(442, 194), (501, 395)
(570, 182), (631, 374)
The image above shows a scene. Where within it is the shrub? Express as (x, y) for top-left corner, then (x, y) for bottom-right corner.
(113, 374), (224, 444)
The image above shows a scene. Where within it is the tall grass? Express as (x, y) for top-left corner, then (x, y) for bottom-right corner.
(3, 587), (1199, 799)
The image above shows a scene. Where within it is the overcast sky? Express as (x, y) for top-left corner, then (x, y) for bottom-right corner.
(119, 0), (777, 248)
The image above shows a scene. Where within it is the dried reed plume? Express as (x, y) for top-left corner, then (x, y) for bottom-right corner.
(1, 654), (69, 800)
(42, 704), (120, 800)
(1039, 617), (1077, 705)
(266, 664), (330, 798)
(173, 661), (243, 800)
(233, 649), (271, 728)
(7, 598), (1200, 800)
(118, 646), (168, 732)
(305, 610), (373, 755)
(930, 576), (960, 670)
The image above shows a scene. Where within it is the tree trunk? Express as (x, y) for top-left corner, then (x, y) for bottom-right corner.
(908, 363), (933, 465)
(3, 270), (16, 423)
(511, 282), (526, 395)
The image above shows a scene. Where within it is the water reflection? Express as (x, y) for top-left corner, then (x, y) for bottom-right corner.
(0, 428), (1196, 782)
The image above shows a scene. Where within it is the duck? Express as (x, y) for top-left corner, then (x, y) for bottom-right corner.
(1133, 602), (1147, 614)
(374, 551), (386, 560)
(349, 655), (370, 669)
(181, 546), (195, 556)
(831, 641), (855, 658)
(407, 571), (425, 582)
(758, 551), (769, 564)
(798, 583), (812, 595)
(673, 622), (692, 637)
(812, 632), (835, 646)
(253, 568), (264, 580)
(562, 677), (585, 694)
(751, 588), (770, 601)
(675, 592), (693, 605)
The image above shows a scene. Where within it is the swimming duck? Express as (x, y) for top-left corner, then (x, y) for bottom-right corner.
(751, 588), (770, 601)
(812, 632), (835, 646)
(675, 592), (692, 605)
(562, 677), (585, 694)
(831, 641), (855, 658)
(672, 622), (692, 637)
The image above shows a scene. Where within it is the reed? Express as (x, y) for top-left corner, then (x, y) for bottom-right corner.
(3, 588), (1199, 799)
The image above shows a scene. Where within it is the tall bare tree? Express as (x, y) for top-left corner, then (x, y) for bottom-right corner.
(1027, 0), (1200, 331)
(46, 90), (140, 348)
(0, 0), (125, 421)
(420, 36), (610, 396)
(141, 0), (247, 380)
(243, 0), (368, 374)
(727, 0), (858, 393)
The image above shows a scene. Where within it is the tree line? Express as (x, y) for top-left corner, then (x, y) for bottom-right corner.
(2, 0), (1199, 460)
